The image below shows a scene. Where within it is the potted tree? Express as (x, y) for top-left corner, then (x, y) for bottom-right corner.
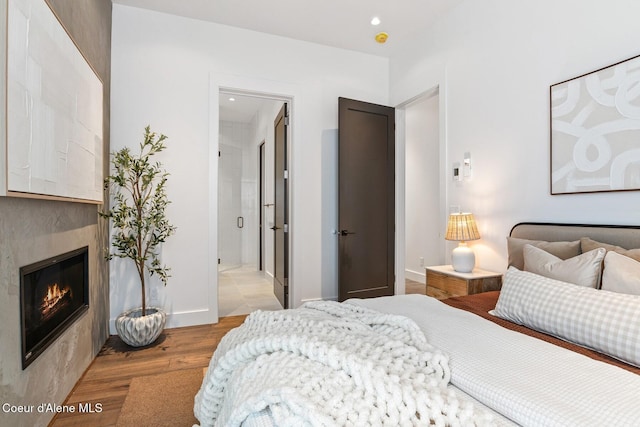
(101, 126), (176, 347)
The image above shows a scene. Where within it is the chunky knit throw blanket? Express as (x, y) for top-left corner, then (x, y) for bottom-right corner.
(193, 301), (495, 426)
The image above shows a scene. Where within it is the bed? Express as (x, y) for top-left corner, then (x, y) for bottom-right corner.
(194, 222), (640, 426)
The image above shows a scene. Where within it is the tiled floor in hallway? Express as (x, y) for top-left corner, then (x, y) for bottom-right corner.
(219, 267), (426, 317)
(218, 265), (283, 317)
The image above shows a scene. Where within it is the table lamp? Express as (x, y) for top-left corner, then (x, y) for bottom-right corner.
(445, 213), (480, 273)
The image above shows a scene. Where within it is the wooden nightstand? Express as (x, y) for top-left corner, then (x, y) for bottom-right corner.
(426, 265), (502, 299)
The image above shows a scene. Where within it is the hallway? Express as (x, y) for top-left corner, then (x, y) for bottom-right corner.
(218, 266), (283, 317)
(219, 270), (426, 318)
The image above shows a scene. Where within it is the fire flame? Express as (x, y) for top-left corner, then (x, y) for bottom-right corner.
(41, 283), (72, 315)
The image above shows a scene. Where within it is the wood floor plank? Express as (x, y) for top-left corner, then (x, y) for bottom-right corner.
(406, 278), (426, 294)
(168, 354), (214, 370)
(48, 315), (246, 427)
(63, 378), (130, 403)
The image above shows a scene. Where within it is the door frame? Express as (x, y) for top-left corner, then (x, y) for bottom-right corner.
(209, 73), (299, 323)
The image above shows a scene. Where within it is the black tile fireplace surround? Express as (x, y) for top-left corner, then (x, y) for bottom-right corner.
(20, 246), (89, 369)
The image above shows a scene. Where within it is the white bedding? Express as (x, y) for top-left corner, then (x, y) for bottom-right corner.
(351, 294), (640, 426)
(194, 301), (501, 426)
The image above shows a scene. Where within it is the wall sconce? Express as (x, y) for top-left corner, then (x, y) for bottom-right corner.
(445, 213), (480, 273)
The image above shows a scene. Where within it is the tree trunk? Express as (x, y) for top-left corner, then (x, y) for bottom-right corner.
(139, 264), (146, 315)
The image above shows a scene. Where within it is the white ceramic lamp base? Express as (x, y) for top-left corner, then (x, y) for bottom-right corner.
(451, 242), (475, 273)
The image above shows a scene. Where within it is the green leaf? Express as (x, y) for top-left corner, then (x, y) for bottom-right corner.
(99, 126), (176, 305)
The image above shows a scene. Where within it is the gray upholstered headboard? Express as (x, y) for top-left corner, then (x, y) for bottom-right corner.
(510, 222), (640, 249)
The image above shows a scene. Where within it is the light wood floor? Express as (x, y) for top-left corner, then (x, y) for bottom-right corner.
(49, 280), (426, 426)
(49, 315), (246, 427)
(405, 277), (426, 294)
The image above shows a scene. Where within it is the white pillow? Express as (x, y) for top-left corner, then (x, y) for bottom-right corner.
(602, 251), (640, 295)
(491, 267), (640, 367)
(523, 244), (605, 288)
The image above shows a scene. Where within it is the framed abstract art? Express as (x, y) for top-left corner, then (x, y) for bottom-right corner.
(3, 0), (103, 203)
(550, 54), (640, 194)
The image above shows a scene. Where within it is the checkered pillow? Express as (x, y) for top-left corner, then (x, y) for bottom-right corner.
(491, 267), (640, 367)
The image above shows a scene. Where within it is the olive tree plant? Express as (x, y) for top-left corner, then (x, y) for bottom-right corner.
(101, 126), (176, 316)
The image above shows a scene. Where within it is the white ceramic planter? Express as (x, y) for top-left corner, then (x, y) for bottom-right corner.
(115, 307), (166, 347)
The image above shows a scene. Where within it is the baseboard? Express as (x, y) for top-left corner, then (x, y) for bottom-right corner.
(300, 296), (338, 304)
(405, 269), (426, 283)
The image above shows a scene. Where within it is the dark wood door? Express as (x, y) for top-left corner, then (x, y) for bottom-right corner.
(273, 104), (288, 308)
(338, 97), (395, 301)
(259, 141), (265, 271)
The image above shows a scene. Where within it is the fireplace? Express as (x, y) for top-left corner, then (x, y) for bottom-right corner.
(20, 247), (89, 369)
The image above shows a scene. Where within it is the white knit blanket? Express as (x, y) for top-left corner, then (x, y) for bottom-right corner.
(193, 301), (496, 426)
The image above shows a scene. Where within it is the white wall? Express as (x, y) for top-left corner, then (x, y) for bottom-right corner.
(391, 0), (640, 273)
(110, 5), (388, 329)
(109, 1), (640, 327)
(405, 93), (442, 282)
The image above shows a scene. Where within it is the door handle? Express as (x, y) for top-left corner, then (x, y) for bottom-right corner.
(237, 217), (244, 228)
(339, 230), (356, 236)
(270, 225), (281, 231)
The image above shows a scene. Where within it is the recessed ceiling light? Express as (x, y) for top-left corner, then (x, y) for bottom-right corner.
(371, 17), (381, 26)
(229, 97), (235, 102)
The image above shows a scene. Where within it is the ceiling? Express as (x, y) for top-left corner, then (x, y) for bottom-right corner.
(112, 0), (463, 122)
(112, 0), (463, 58)
(219, 93), (280, 123)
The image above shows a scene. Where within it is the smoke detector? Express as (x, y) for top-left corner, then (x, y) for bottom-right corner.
(375, 32), (388, 44)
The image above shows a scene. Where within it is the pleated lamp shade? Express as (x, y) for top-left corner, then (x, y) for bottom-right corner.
(445, 213), (480, 273)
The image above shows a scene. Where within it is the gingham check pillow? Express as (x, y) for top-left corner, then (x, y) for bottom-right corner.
(491, 267), (640, 367)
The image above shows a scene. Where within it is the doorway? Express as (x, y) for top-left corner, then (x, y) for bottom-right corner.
(403, 89), (443, 289)
(217, 91), (287, 317)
